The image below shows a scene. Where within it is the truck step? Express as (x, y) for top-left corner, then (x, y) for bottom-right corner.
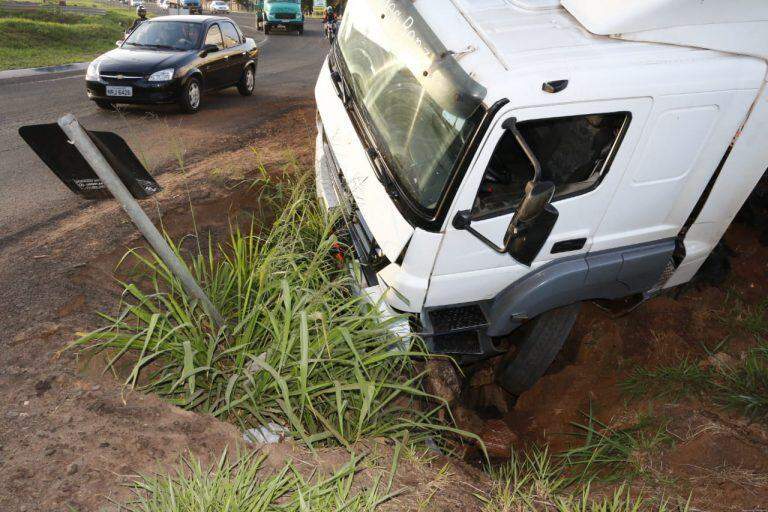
(420, 304), (503, 362)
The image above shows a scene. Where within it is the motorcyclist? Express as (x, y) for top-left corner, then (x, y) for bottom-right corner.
(127, 5), (147, 34)
(323, 6), (338, 40)
(322, 6), (338, 24)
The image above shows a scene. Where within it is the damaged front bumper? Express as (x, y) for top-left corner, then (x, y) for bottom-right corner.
(314, 123), (412, 341)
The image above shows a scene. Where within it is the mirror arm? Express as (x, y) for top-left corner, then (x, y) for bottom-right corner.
(466, 225), (508, 253)
(502, 117), (542, 182)
(452, 210), (508, 253)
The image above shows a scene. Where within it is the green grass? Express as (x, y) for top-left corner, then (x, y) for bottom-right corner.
(560, 409), (673, 484)
(121, 449), (396, 511)
(0, 4), (133, 70)
(720, 291), (768, 338)
(621, 345), (768, 422)
(480, 448), (688, 512)
(716, 343), (768, 420)
(620, 359), (712, 401)
(73, 175), (475, 451)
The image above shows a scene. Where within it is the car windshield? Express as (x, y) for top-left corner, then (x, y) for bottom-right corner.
(336, 0), (486, 212)
(124, 21), (202, 51)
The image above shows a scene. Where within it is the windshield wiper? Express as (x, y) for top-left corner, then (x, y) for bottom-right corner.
(366, 147), (399, 199)
(127, 43), (180, 50)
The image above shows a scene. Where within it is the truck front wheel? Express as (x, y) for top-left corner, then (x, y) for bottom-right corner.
(495, 303), (581, 395)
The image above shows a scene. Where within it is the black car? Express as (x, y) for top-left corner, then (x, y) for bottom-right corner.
(86, 15), (259, 113)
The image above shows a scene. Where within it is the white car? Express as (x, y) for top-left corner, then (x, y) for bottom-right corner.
(129, 0), (143, 6)
(209, 0), (229, 13)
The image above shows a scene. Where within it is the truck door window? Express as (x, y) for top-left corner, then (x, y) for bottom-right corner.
(472, 112), (630, 219)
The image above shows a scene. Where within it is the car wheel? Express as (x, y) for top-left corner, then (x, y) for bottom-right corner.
(179, 77), (202, 114)
(495, 303), (581, 395)
(237, 65), (255, 96)
(94, 99), (115, 110)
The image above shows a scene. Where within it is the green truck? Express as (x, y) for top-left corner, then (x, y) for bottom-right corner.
(262, 0), (304, 35)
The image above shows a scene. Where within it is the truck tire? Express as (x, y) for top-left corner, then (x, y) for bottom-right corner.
(495, 303), (581, 395)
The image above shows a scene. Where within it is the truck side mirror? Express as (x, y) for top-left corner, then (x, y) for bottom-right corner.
(451, 118), (559, 266)
(503, 180), (555, 245)
(504, 180), (559, 265)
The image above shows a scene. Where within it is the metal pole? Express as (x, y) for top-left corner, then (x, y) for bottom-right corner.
(57, 114), (225, 329)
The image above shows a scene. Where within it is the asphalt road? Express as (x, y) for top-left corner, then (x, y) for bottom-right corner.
(0, 15), (328, 244)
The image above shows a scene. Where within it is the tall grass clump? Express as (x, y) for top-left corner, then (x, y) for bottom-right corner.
(479, 448), (688, 512)
(73, 175), (460, 449)
(122, 450), (395, 512)
(716, 343), (768, 421)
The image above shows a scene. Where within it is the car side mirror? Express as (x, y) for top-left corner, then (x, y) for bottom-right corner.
(116, 40), (123, 46)
(200, 44), (219, 56)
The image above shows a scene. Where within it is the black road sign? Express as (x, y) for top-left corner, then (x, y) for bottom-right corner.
(18, 123), (161, 200)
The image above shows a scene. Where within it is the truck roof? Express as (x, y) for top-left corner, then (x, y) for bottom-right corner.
(563, 0), (768, 60)
(415, 0), (766, 108)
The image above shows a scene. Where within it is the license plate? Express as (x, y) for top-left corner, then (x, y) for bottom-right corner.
(106, 86), (132, 97)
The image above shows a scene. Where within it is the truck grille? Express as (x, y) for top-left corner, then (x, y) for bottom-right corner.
(275, 12), (294, 19)
(321, 130), (387, 285)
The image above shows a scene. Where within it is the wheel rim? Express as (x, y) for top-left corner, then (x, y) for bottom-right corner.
(188, 82), (200, 109)
(245, 68), (254, 91)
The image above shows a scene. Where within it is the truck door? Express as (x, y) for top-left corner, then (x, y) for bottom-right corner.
(427, 99), (652, 307)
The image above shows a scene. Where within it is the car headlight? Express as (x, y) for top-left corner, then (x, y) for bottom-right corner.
(86, 60), (101, 81)
(148, 68), (174, 82)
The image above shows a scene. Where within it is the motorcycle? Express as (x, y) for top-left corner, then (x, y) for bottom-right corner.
(324, 19), (338, 44)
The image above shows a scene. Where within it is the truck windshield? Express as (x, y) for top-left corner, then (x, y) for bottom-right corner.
(336, 0), (487, 213)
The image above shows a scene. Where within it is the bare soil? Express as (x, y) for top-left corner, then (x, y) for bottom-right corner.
(494, 223), (768, 511)
(1, 101), (767, 511)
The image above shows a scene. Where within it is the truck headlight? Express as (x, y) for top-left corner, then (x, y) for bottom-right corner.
(148, 68), (174, 82)
(85, 60), (100, 81)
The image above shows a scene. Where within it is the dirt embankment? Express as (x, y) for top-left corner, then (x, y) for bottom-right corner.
(2, 99), (768, 511)
(0, 101), (492, 512)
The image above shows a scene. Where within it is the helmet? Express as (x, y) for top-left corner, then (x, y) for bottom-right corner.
(137, 5), (146, 15)
(326, 6), (333, 13)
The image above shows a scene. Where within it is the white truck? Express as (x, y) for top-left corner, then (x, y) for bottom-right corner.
(314, 0), (768, 394)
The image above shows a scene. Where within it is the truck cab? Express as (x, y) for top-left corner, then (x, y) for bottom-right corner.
(263, 0), (304, 35)
(314, 0), (768, 394)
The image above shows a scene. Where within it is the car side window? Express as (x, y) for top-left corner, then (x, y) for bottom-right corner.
(221, 22), (241, 48)
(205, 24), (224, 50)
(472, 112), (630, 219)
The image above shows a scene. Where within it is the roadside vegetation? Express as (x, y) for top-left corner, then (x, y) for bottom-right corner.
(0, 2), (133, 70)
(480, 449), (688, 512)
(621, 294), (768, 422)
(122, 450), (393, 512)
(74, 173), (470, 451)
